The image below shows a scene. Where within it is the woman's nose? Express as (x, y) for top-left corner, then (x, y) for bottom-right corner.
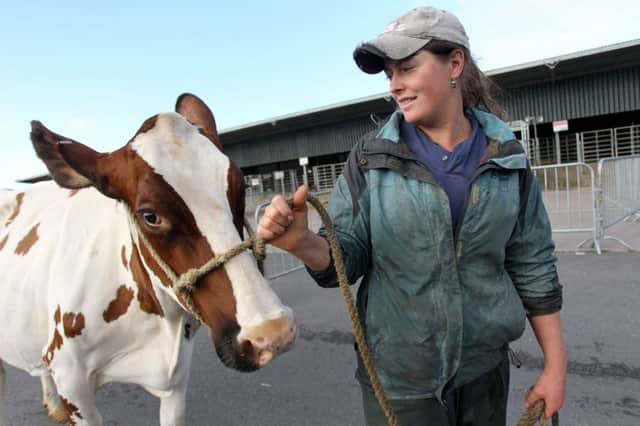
(389, 74), (403, 95)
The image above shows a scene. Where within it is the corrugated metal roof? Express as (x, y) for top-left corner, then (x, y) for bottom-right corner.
(485, 39), (640, 76)
(220, 39), (640, 144)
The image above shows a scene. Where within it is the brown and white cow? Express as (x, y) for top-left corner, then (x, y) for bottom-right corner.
(0, 94), (296, 425)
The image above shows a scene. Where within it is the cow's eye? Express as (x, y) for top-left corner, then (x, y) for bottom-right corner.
(140, 210), (161, 226)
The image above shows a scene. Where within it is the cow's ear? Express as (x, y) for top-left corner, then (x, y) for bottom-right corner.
(30, 121), (115, 196)
(175, 93), (221, 150)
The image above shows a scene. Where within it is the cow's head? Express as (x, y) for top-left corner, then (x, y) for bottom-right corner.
(30, 93), (296, 371)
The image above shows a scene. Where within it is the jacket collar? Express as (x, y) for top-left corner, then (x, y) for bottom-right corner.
(375, 108), (527, 170)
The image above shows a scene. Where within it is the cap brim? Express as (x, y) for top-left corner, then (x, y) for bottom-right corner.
(353, 34), (431, 74)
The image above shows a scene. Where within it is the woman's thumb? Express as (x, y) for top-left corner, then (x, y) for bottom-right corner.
(292, 185), (308, 211)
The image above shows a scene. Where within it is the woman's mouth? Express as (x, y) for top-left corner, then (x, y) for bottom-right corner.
(398, 96), (416, 108)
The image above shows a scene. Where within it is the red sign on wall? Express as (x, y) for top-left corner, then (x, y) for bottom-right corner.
(553, 120), (569, 132)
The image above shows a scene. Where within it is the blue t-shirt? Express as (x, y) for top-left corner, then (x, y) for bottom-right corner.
(400, 116), (487, 228)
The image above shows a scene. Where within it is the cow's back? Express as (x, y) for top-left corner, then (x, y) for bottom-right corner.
(0, 182), (128, 374)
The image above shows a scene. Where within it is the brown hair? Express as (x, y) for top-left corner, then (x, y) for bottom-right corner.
(424, 40), (508, 120)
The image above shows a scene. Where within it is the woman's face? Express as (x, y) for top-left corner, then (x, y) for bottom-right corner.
(384, 50), (456, 127)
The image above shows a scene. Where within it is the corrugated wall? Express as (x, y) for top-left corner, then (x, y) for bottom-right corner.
(226, 116), (379, 168)
(502, 66), (640, 122)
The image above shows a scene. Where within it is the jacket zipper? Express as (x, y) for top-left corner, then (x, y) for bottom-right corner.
(453, 162), (505, 245)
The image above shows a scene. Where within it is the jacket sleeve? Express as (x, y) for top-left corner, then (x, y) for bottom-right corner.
(306, 140), (372, 288)
(505, 167), (563, 316)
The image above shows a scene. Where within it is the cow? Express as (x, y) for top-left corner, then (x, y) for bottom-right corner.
(0, 94), (296, 425)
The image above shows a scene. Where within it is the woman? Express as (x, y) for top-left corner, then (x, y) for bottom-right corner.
(258, 6), (566, 425)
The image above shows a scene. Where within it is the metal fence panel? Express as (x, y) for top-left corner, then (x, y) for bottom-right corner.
(312, 163), (344, 191)
(581, 129), (615, 162)
(597, 155), (640, 250)
(532, 162), (600, 253)
(613, 125), (640, 157)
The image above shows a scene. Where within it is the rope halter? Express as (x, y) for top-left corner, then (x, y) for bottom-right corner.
(125, 205), (266, 324)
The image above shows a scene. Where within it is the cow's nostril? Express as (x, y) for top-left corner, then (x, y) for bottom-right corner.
(238, 340), (254, 358)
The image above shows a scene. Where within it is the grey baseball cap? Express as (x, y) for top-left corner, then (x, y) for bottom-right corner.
(353, 7), (470, 74)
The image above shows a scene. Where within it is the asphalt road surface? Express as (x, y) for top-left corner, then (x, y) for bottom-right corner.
(2, 253), (639, 425)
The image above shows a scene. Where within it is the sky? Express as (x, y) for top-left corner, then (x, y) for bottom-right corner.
(1, 0), (639, 189)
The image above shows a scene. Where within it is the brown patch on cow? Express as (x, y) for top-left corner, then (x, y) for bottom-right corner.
(43, 306), (63, 365)
(226, 162), (246, 237)
(103, 285), (135, 322)
(121, 245), (128, 270)
(68, 189), (81, 197)
(60, 395), (84, 425)
(129, 241), (165, 317)
(43, 329), (63, 365)
(5, 192), (25, 226)
(175, 93), (221, 149)
(62, 312), (85, 338)
(137, 241), (173, 287)
(14, 223), (40, 255)
(128, 115), (159, 143)
(0, 235), (8, 251)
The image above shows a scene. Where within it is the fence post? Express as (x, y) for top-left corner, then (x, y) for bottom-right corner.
(576, 134), (582, 163)
(289, 170), (297, 193)
(555, 133), (562, 164)
(312, 166), (319, 191)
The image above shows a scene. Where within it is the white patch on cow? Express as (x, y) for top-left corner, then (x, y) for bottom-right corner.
(131, 113), (290, 332)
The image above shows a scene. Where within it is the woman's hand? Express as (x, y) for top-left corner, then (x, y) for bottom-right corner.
(257, 185), (310, 252)
(525, 365), (566, 418)
(257, 185), (331, 271)
(526, 312), (567, 419)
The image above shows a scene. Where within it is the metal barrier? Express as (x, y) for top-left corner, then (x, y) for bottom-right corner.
(312, 163), (344, 191)
(596, 155), (640, 250)
(248, 160), (637, 279)
(613, 125), (640, 157)
(580, 129), (615, 162)
(531, 162), (601, 254)
(253, 191), (331, 280)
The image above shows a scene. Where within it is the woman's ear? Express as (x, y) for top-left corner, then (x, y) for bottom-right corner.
(449, 48), (465, 80)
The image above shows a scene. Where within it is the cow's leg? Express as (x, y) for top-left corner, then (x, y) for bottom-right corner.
(159, 381), (188, 426)
(51, 372), (102, 425)
(40, 374), (67, 423)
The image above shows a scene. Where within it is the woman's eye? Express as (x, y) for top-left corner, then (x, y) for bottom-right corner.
(141, 211), (161, 226)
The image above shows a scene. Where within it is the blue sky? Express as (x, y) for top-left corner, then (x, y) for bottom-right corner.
(1, 0), (639, 189)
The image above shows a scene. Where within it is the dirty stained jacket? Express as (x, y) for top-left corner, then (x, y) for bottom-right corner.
(308, 109), (562, 401)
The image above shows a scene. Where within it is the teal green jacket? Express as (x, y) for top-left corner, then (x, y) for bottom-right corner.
(308, 109), (562, 401)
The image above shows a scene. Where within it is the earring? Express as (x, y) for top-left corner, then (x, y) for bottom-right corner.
(450, 79), (457, 89)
